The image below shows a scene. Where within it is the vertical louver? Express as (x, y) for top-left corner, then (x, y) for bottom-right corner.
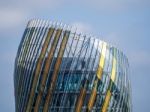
(14, 19), (132, 112)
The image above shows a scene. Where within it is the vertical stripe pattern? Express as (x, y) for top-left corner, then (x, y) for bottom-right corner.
(14, 19), (132, 112)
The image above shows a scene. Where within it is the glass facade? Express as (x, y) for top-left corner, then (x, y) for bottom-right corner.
(14, 19), (132, 112)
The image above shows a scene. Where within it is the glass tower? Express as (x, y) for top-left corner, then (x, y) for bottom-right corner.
(14, 19), (132, 112)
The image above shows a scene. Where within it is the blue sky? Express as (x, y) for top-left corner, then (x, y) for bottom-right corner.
(0, 0), (150, 111)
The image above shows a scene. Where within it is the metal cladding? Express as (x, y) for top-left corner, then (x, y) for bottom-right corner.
(14, 19), (132, 112)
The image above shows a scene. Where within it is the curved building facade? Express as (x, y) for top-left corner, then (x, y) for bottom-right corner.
(14, 19), (132, 112)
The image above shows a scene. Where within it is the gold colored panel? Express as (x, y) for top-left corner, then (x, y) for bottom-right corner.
(97, 42), (107, 79)
(102, 90), (111, 112)
(43, 31), (70, 112)
(26, 28), (55, 112)
(34, 29), (62, 111)
(101, 48), (117, 112)
(75, 88), (86, 112)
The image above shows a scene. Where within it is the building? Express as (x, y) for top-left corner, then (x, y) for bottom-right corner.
(14, 19), (132, 112)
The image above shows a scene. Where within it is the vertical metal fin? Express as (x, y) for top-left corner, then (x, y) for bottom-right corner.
(26, 27), (55, 112)
(97, 42), (107, 79)
(34, 29), (62, 112)
(102, 48), (117, 112)
(102, 90), (112, 112)
(87, 42), (107, 111)
(43, 30), (70, 112)
(87, 79), (98, 111)
(75, 79), (88, 112)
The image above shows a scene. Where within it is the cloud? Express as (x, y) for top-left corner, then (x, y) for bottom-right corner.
(0, 8), (28, 29)
(0, 0), (68, 31)
(71, 22), (93, 35)
(102, 32), (120, 47)
(0, 0), (64, 12)
(83, 0), (150, 12)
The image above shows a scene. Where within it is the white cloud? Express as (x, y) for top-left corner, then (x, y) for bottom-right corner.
(71, 22), (93, 34)
(83, 0), (150, 12)
(103, 32), (121, 47)
(0, 0), (66, 30)
(28, 0), (63, 9)
(0, 8), (28, 29)
(0, 0), (64, 12)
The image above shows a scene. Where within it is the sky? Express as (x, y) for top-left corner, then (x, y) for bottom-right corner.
(0, 0), (150, 111)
